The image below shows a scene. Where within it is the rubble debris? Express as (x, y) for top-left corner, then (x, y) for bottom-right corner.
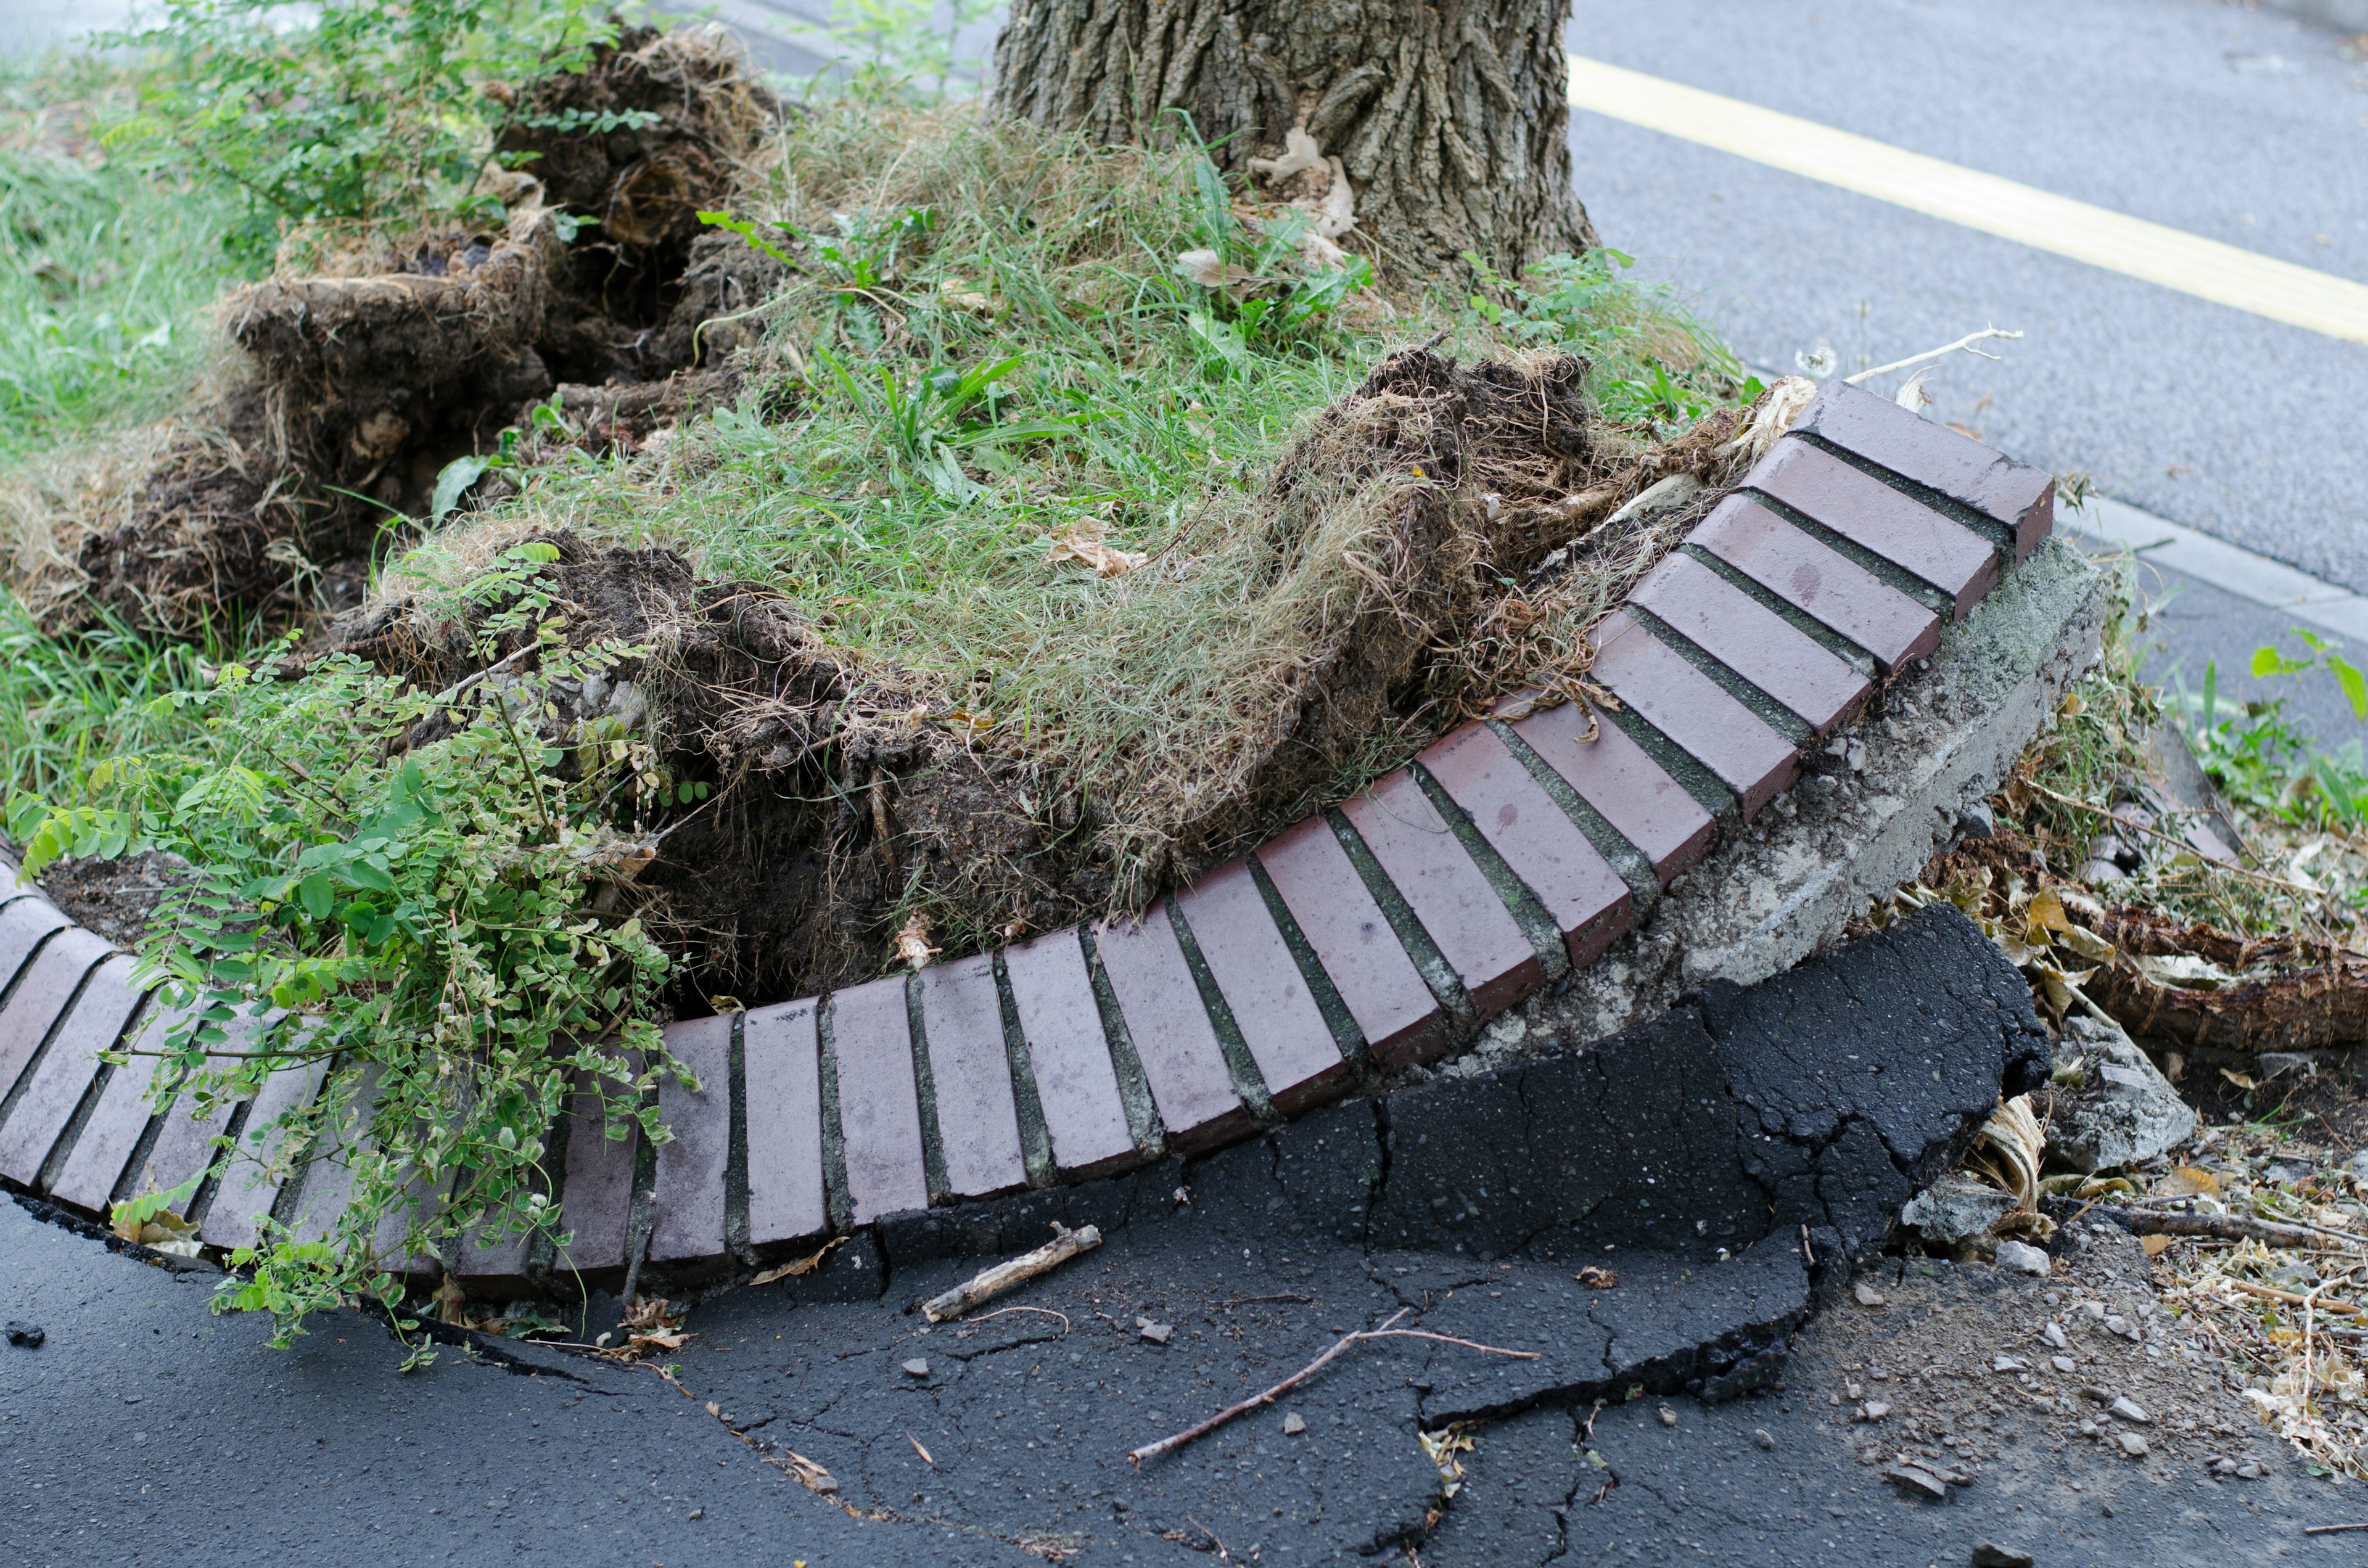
(2043, 1016), (2196, 1172)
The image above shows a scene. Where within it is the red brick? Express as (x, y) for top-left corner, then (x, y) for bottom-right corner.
(831, 976), (929, 1223)
(1175, 860), (1348, 1115)
(47, 999), (189, 1212)
(555, 1065), (640, 1281)
(1093, 905), (1248, 1152)
(199, 1055), (330, 1253)
(0, 953), (142, 1186)
(1690, 495), (1940, 673)
(1587, 612), (1801, 821)
(649, 1012), (733, 1265)
(1002, 930), (1136, 1175)
(1341, 771), (1542, 1015)
(1500, 697), (1713, 886)
(1748, 437), (2000, 618)
(1630, 552), (1871, 737)
(1252, 818), (1444, 1070)
(1792, 377), (2054, 560)
(0, 898), (69, 989)
(744, 998), (826, 1252)
(917, 954), (1027, 1198)
(1418, 723), (1633, 967)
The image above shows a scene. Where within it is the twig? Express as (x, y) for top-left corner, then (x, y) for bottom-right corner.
(1126, 1309), (1537, 1466)
(1844, 327), (2023, 385)
(1217, 1293), (1315, 1307)
(2056, 1198), (2357, 1252)
(921, 1223), (1101, 1323)
(2221, 1279), (2362, 1316)
(2304, 1523), (2368, 1535)
(963, 1305), (1071, 1333)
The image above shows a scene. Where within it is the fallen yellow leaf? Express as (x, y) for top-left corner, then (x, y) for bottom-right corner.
(751, 1236), (846, 1287)
(2140, 1234), (2175, 1258)
(2156, 1166), (2221, 1198)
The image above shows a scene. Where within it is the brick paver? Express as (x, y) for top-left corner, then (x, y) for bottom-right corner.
(1793, 378), (2055, 560)
(1094, 905), (1248, 1151)
(133, 1008), (279, 1209)
(1587, 612), (1801, 819)
(0, 926), (113, 1102)
(1341, 773), (1541, 1014)
(199, 1056), (331, 1252)
(555, 1066), (640, 1281)
(1252, 818), (1444, 1070)
(918, 953), (1028, 1198)
(1690, 495), (1941, 673)
(1175, 861), (1349, 1115)
(1500, 697), (1714, 885)
(0, 954), (143, 1186)
(744, 998), (826, 1252)
(1001, 930), (1137, 1175)
(1749, 437), (2000, 617)
(1630, 551), (1870, 737)
(1418, 724), (1633, 967)
(650, 1012), (734, 1265)
(830, 977), (929, 1223)
(0, 898), (70, 990)
(46, 999), (188, 1213)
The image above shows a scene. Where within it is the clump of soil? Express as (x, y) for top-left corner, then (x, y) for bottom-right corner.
(43, 25), (783, 640)
(331, 534), (1108, 1002)
(330, 350), (1759, 1003)
(28, 849), (195, 948)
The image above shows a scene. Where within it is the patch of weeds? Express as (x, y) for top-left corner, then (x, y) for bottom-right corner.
(0, 58), (252, 465)
(94, 0), (624, 255)
(2177, 631), (2368, 837)
(5, 544), (684, 1358)
(2002, 561), (2368, 941)
(1460, 247), (1762, 435)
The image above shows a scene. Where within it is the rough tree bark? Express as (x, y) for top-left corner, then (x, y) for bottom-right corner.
(990, 0), (1596, 281)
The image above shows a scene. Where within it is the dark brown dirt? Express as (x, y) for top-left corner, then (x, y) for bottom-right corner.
(46, 25), (784, 640)
(30, 849), (194, 948)
(329, 535), (1108, 1007)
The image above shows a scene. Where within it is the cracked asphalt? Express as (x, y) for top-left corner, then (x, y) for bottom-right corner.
(5, 907), (2161, 1567)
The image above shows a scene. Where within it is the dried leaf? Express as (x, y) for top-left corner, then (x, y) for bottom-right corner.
(785, 1451), (837, 1493)
(2026, 886), (2071, 939)
(895, 912), (940, 970)
(1046, 525), (1146, 579)
(2156, 1166), (2222, 1198)
(908, 1432), (935, 1465)
(2140, 1234), (2176, 1258)
(751, 1236), (845, 1287)
(1174, 248), (1256, 290)
(2058, 923), (2116, 963)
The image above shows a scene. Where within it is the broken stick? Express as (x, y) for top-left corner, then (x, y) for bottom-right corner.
(1126, 1308), (1537, 1466)
(2058, 1199), (2357, 1253)
(921, 1223), (1101, 1323)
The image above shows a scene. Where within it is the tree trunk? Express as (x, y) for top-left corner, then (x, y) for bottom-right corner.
(990, 0), (1595, 281)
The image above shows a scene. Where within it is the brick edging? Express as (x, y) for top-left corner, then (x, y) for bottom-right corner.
(0, 380), (2059, 1290)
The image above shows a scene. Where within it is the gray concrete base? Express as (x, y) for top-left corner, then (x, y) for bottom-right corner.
(1478, 537), (2105, 1065)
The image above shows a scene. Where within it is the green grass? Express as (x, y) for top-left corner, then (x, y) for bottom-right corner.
(0, 57), (253, 466)
(390, 88), (1756, 914)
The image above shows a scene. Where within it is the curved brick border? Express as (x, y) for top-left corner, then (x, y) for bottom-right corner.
(0, 379), (2057, 1292)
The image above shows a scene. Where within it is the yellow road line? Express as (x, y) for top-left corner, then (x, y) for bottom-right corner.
(1566, 55), (2368, 347)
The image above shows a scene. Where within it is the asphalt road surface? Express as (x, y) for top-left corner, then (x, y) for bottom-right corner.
(1566, 0), (2368, 740)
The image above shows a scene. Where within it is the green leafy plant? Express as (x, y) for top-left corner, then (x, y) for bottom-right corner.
(9, 543), (685, 1357)
(96, 0), (625, 253)
(2182, 631), (2368, 832)
(1463, 247), (1762, 431)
